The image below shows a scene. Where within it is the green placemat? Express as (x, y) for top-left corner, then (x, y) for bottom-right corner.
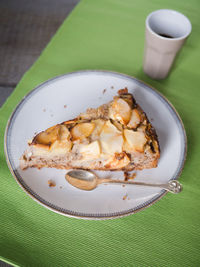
(1, 0), (200, 266)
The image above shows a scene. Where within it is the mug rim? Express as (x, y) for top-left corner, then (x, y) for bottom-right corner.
(146, 9), (192, 41)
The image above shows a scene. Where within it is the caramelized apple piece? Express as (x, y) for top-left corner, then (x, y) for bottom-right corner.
(59, 125), (70, 141)
(123, 129), (147, 152)
(100, 120), (123, 154)
(50, 140), (72, 152)
(33, 125), (60, 145)
(49, 125), (72, 152)
(109, 98), (131, 125)
(127, 109), (141, 128)
(71, 122), (95, 140)
(90, 119), (105, 140)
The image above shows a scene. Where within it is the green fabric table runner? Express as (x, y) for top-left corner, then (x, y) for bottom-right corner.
(0, 0), (200, 266)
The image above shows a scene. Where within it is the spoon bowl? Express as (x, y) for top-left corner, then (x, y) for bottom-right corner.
(65, 170), (183, 193)
(66, 170), (98, 190)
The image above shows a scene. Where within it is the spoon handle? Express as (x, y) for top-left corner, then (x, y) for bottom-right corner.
(98, 179), (182, 194)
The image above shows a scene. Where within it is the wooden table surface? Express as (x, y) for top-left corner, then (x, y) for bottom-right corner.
(0, 0), (79, 108)
(0, 1), (79, 266)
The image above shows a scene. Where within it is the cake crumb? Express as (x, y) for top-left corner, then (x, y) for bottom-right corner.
(48, 180), (56, 187)
(128, 197), (130, 200)
(50, 114), (54, 117)
(122, 184), (126, 187)
(64, 105), (67, 108)
(118, 88), (128, 95)
(102, 89), (107, 94)
(28, 139), (32, 145)
(111, 86), (114, 89)
(129, 173), (137, 180)
(123, 194), (128, 200)
(124, 172), (136, 181)
(43, 108), (46, 112)
(124, 172), (129, 181)
(59, 186), (63, 189)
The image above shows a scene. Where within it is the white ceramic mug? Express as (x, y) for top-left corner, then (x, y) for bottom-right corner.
(143, 9), (192, 79)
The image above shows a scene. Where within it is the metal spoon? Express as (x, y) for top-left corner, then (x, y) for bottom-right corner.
(65, 170), (182, 193)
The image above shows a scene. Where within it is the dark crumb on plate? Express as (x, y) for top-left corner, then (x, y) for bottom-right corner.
(48, 180), (56, 187)
(124, 172), (129, 181)
(111, 86), (114, 89)
(43, 108), (46, 112)
(64, 105), (67, 108)
(124, 172), (136, 181)
(122, 184), (126, 187)
(34, 132), (37, 135)
(59, 186), (63, 189)
(102, 89), (107, 94)
(50, 114), (54, 117)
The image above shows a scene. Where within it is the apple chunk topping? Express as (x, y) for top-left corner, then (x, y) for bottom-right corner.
(33, 125), (60, 145)
(79, 141), (101, 159)
(71, 122), (95, 141)
(127, 109), (141, 128)
(123, 129), (147, 152)
(109, 97), (131, 125)
(100, 120), (123, 154)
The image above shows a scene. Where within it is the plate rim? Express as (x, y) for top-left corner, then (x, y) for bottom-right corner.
(4, 70), (187, 220)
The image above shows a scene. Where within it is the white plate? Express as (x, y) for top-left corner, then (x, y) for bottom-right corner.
(4, 70), (186, 220)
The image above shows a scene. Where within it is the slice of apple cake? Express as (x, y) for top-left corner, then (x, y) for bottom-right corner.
(20, 88), (160, 171)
